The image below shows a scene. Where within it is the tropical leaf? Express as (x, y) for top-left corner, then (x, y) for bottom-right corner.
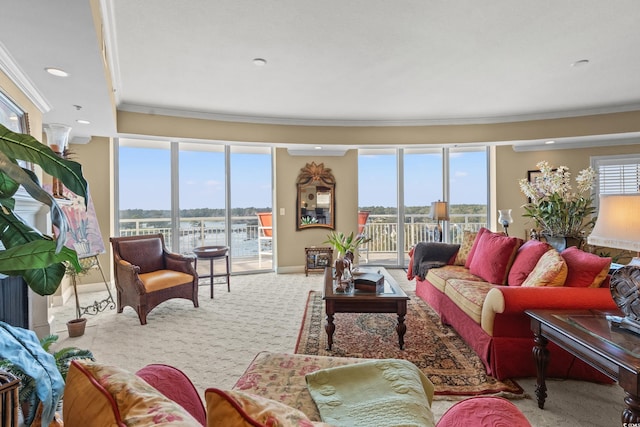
(0, 123), (87, 200)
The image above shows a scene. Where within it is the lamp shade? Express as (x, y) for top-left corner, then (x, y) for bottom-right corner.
(429, 201), (449, 221)
(498, 209), (513, 225)
(44, 123), (71, 154)
(587, 193), (640, 252)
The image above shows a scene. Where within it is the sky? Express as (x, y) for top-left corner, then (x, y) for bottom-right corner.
(119, 146), (486, 211)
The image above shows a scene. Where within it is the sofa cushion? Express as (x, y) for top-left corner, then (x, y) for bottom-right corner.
(508, 240), (553, 286)
(561, 247), (611, 288)
(455, 230), (478, 266)
(205, 389), (333, 427)
(521, 250), (567, 287)
(464, 227), (489, 268)
(468, 230), (523, 285)
(63, 360), (201, 427)
(305, 359), (435, 427)
(425, 265), (486, 292)
(444, 279), (495, 324)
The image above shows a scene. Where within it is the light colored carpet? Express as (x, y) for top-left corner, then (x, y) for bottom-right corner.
(51, 269), (624, 426)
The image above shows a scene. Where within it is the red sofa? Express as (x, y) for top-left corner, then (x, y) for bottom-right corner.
(409, 228), (619, 381)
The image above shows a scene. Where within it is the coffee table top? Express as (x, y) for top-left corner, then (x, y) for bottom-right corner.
(323, 266), (408, 301)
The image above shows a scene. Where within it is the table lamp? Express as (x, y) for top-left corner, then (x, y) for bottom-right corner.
(587, 193), (640, 334)
(498, 209), (513, 236)
(430, 200), (449, 242)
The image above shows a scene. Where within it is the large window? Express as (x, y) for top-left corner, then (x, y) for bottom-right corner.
(592, 155), (640, 196)
(116, 139), (273, 273)
(359, 147), (488, 267)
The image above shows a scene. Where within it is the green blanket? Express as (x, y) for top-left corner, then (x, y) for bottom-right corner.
(305, 359), (435, 427)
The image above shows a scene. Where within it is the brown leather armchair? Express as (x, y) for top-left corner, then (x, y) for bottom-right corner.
(110, 234), (199, 325)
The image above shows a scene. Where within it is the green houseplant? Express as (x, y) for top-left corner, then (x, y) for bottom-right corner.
(324, 231), (371, 258)
(0, 123), (86, 295)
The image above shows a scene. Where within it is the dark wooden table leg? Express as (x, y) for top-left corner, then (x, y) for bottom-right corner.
(396, 302), (407, 350)
(209, 258), (214, 299)
(623, 392), (640, 424)
(325, 313), (335, 350)
(532, 329), (550, 409)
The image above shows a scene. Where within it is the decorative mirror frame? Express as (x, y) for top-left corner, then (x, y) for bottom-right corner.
(296, 162), (336, 230)
(0, 90), (31, 170)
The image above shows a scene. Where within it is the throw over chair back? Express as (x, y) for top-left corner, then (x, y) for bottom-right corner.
(358, 211), (371, 262)
(110, 234), (199, 325)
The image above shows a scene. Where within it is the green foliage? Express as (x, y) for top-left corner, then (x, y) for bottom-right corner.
(0, 123), (87, 295)
(324, 231), (371, 256)
(0, 329), (94, 425)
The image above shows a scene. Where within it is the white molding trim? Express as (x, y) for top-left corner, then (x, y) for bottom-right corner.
(118, 102), (640, 128)
(0, 42), (51, 113)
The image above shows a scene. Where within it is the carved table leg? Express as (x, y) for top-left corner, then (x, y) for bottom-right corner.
(397, 313), (407, 350)
(532, 332), (550, 409)
(622, 392), (640, 424)
(325, 313), (335, 350)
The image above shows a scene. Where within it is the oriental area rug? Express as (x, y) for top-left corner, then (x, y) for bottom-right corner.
(295, 291), (524, 398)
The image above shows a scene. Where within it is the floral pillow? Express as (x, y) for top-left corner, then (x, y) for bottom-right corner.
(205, 388), (333, 427)
(454, 230), (478, 266)
(63, 360), (201, 426)
(521, 249), (568, 287)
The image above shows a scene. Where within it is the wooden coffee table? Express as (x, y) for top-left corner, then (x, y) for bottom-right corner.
(526, 309), (639, 424)
(322, 267), (409, 350)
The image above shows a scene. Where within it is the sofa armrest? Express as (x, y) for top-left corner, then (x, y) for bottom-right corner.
(481, 286), (618, 336)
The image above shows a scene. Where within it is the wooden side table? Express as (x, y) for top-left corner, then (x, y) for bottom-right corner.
(305, 247), (333, 276)
(194, 246), (230, 298)
(526, 309), (637, 424)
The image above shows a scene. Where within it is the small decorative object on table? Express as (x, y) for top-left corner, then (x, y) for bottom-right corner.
(354, 272), (384, 293)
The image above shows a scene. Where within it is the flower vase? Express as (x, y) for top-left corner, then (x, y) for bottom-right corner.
(542, 235), (584, 252)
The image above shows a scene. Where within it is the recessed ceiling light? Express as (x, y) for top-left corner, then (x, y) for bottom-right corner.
(545, 140), (555, 144)
(314, 146), (322, 150)
(252, 58), (267, 66)
(571, 59), (589, 67)
(45, 67), (69, 77)
(76, 119), (91, 125)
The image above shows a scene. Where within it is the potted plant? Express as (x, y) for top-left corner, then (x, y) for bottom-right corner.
(0, 123), (89, 426)
(519, 160), (597, 251)
(0, 123), (87, 295)
(324, 231), (371, 259)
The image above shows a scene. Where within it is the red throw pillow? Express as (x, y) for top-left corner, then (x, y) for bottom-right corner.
(507, 240), (553, 286)
(468, 230), (523, 285)
(464, 227), (489, 268)
(561, 247), (612, 288)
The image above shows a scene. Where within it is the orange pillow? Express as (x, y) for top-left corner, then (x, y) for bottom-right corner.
(522, 250), (567, 287)
(468, 229), (523, 285)
(508, 240), (553, 286)
(205, 388), (332, 427)
(561, 247), (611, 288)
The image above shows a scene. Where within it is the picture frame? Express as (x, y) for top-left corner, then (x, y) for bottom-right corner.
(0, 90), (32, 170)
(315, 254), (330, 267)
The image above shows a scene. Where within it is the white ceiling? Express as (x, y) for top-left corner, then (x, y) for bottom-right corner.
(2, 0), (640, 144)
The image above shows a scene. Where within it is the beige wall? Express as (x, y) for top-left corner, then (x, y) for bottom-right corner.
(274, 148), (359, 272)
(68, 137), (113, 284)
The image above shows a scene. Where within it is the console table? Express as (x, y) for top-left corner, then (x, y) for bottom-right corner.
(526, 309), (637, 424)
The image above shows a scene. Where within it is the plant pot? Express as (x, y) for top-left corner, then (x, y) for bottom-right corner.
(542, 235), (584, 252)
(67, 318), (87, 337)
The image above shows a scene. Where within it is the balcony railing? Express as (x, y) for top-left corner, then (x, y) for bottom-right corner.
(118, 213), (487, 259)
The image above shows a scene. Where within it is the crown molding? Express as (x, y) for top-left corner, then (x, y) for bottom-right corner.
(119, 102), (640, 128)
(0, 42), (51, 113)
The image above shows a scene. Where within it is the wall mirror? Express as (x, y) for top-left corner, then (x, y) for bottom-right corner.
(296, 162), (335, 230)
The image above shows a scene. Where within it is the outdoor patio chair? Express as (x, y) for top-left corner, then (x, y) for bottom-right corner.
(109, 234), (199, 325)
(257, 212), (273, 266)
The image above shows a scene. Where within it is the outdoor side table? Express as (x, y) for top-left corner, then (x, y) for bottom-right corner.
(194, 246), (230, 298)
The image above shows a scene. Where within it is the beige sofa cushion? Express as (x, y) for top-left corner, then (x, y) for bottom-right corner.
(426, 265), (486, 292)
(443, 279), (494, 324)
